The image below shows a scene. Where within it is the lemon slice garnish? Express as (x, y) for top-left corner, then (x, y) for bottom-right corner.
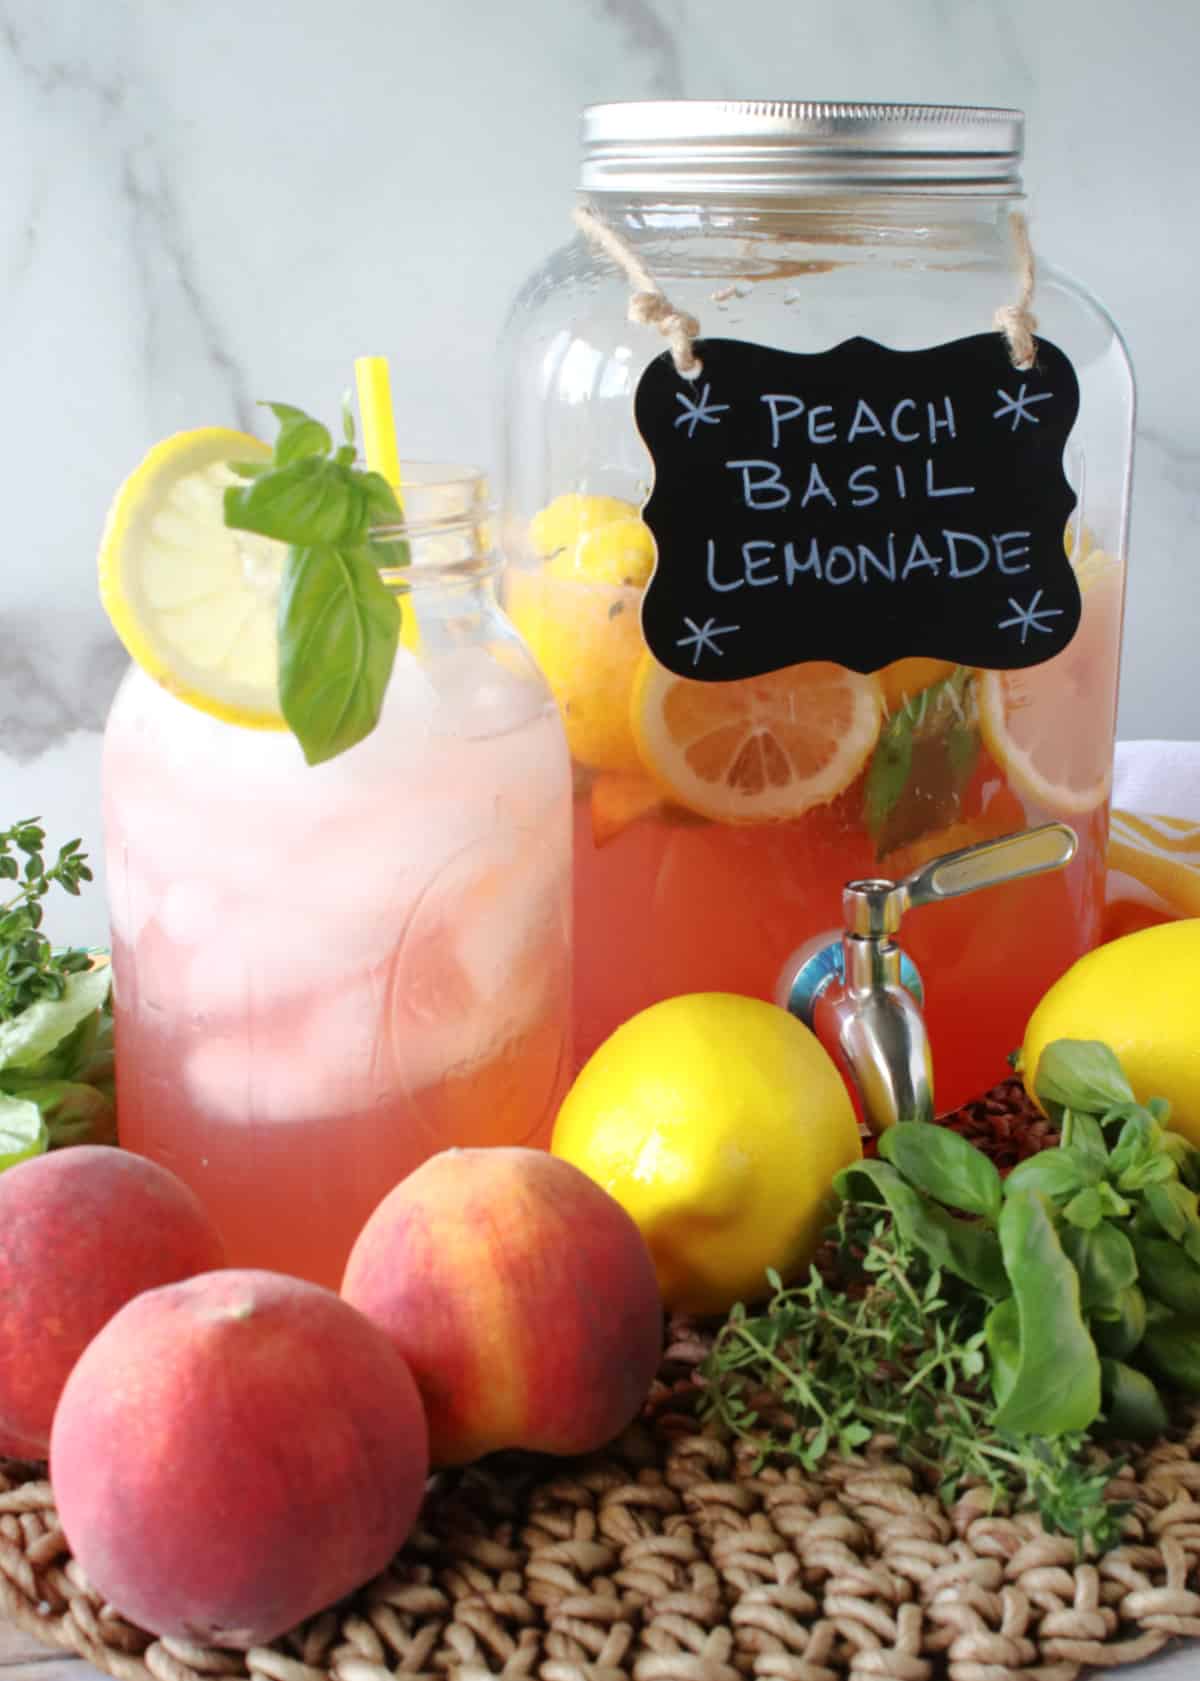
(630, 657), (884, 824)
(978, 551), (1122, 816)
(98, 428), (285, 728)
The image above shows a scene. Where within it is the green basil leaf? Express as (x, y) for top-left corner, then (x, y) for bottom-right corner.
(1156, 1129), (1196, 1183)
(1004, 1149), (1086, 1202)
(1178, 1145), (1200, 1195)
(1108, 1110), (1158, 1178)
(1034, 1039), (1135, 1116)
(1063, 1186), (1105, 1230)
(1133, 1233), (1200, 1316)
(261, 401), (333, 466)
(77, 1034), (114, 1099)
(262, 400), (331, 467)
(1091, 1285), (1146, 1359)
(0, 1091), (48, 1170)
(991, 1188), (1101, 1436)
(1144, 1294), (1176, 1329)
(1059, 1221), (1137, 1309)
(863, 717), (912, 844)
(4, 998), (103, 1083)
(2, 1078), (116, 1148)
(366, 533), (411, 580)
(1061, 1110), (1109, 1179)
(862, 668), (978, 851)
(878, 1120), (1002, 1219)
(1102, 1098), (1156, 1128)
(835, 1158), (920, 1221)
(985, 1295), (1020, 1408)
(0, 966), (111, 1072)
(836, 1157), (945, 1245)
(276, 543), (400, 766)
(1119, 1154), (1177, 1191)
(917, 1200), (1009, 1298)
(1097, 1359), (1169, 1441)
(835, 1158), (1006, 1297)
(1096, 1184), (1131, 1218)
(1140, 1318), (1200, 1394)
(224, 458), (371, 547)
(1143, 1182), (1200, 1243)
(362, 471), (402, 520)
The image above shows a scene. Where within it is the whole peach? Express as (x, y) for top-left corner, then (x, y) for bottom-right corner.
(341, 1147), (663, 1465)
(0, 1145), (225, 1448)
(51, 1269), (429, 1648)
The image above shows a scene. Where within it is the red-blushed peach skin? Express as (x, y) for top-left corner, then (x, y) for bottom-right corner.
(341, 1147), (664, 1466)
(0, 1145), (226, 1449)
(0, 1423), (45, 1462)
(50, 1269), (430, 1649)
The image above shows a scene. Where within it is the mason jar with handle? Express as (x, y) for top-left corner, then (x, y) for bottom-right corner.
(104, 464), (573, 1288)
(498, 100), (1133, 1109)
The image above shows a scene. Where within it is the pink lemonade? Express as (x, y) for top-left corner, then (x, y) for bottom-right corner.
(511, 520), (1124, 1115)
(110, 974), (565, 1288)
(103, 644), (572, 1289)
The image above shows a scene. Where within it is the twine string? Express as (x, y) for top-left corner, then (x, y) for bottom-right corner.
(575, 203), (1040, 377)
(572, 205), (703, 379)
(994, 209), (1038, 370)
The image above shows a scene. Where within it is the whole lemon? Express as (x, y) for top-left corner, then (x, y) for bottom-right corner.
(1022, 919), (1200, 1142)
(551, 993), (861, 1316)
(550, 518), (655, 589)
(529, 493), (637, 558)
(507, 569), (645, 774)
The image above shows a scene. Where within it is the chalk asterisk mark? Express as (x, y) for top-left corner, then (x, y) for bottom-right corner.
(674, 382), (730, 439)
(677, 616), (739, 666)
(996, 589), (1064, 645)
(993, 382), (1054, 431)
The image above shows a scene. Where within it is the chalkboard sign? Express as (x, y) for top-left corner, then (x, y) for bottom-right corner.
(635, 334), (1081, 681)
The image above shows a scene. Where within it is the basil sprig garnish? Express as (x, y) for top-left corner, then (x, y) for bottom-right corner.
(224, 401), (407, 766)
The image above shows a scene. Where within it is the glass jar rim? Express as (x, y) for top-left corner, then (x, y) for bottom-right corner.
(580, 100), (1025, 197)
(366, 461), (496, 583)
(369, 461), (490, 542)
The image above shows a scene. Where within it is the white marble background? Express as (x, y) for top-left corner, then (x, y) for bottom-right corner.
(1, 0), (1198, 947)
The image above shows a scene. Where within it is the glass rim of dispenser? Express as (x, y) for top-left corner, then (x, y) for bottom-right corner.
(579, 100), (1024, 197)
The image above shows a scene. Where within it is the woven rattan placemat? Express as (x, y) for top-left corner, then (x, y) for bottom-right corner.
(5, 1316), (1200, 1681)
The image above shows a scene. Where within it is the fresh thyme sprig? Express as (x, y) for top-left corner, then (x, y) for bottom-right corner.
(700, 1203), (1127, 1555)
(0, 820), (93, 1020)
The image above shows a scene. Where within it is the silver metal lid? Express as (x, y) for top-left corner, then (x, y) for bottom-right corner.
(580, 101), (1024, 196)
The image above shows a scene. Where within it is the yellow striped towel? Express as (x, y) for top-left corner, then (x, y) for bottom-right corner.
(1108, 808), (1200, 920)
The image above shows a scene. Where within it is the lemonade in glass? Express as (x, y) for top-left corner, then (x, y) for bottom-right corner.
(101, 426), (571, 1286)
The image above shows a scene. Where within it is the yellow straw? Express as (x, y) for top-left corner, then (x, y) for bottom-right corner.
(354, 355), (420, 651)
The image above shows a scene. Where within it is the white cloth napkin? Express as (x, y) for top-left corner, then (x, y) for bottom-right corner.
(1108, 740), (1200, 920)
(1114, 740), (1200, 820)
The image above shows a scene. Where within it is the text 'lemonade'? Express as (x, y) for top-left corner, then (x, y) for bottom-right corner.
(102, 431), (571, 1287)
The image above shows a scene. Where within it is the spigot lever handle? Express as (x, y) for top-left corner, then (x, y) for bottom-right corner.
(785, 820), (1079, 1138)
(901, 821), (1078, 911)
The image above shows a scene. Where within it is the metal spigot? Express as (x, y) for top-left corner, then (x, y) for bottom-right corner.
(777, 823), (1078, 1137)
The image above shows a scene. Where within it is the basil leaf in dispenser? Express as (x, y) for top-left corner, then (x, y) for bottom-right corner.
(634, 333), (1081, 682)
(863, 667), (979, 852)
